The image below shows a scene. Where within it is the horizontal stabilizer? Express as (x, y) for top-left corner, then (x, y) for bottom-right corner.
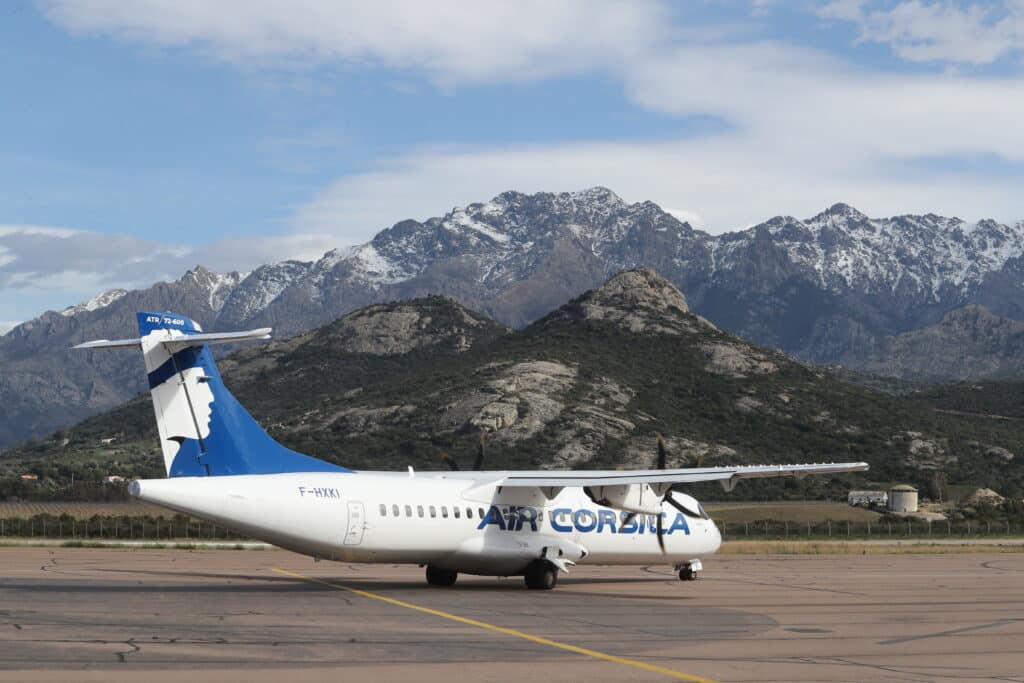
(73, 328), (272, 352)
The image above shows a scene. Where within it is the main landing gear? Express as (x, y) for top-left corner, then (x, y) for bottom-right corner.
(523, 560), (558, 590)
(677, 560), (702, 581)
(425, 565), (458, 586)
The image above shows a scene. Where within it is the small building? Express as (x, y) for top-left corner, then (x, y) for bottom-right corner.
(19, 473), (38, 481)
(848, 490), (888, 507)
(889, 484), (919, 513)
(103, 475), (126, 484)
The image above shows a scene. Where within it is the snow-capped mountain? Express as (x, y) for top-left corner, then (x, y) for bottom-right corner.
(3, 187), (1024, 447)
(59, 288), (129, 317)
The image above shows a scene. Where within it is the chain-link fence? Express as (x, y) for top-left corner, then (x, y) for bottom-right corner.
(0, 514), (249, 540)
(719, 519), (1024, 539)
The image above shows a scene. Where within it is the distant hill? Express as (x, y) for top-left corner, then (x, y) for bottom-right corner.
(5, 188), (1024, 447)
(4, 270), (1023, 501)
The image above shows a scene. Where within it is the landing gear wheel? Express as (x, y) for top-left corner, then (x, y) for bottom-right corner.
(425, 566), (458, 586)
(678, 565), (697, 581)
(524, 561), (558, 590)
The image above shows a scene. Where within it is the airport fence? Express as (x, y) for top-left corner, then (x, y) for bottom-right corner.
(2, 514), (1023, 541)
(0, 514), (249, 540)
(718, 519), (1024, 540)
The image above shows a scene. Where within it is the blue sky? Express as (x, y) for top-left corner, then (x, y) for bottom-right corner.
(3, 0), (1024, 327)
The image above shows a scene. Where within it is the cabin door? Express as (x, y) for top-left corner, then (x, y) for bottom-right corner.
(343, 501), (365, 546)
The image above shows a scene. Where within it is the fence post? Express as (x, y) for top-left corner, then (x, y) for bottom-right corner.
(828, 520), (831, 537)
(807, 522), (811, 536)
(847, 522), (851, 537)
(784, 522), (788, 538)
(867, 521), (871, 536)
(887, 522), (891, 536)
(744, 522), (749, 536)
(987, 521), (991, 535)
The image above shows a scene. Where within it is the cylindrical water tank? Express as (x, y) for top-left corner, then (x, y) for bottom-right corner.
(889, 485), (918, 513)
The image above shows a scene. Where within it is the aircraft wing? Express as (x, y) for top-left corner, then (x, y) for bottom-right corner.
(422, 461), (868, 495)
(497, 462), (868, 488)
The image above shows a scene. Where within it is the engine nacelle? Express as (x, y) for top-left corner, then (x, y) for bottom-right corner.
(585, 483), (662, 514)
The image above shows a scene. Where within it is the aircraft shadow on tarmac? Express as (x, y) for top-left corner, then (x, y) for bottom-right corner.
(45, 566), (700, 598)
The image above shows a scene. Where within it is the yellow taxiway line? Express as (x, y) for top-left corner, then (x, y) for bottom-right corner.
(272, 567), (719, 683)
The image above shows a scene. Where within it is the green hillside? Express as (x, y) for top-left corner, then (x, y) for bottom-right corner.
(3, 271), (1023, 501)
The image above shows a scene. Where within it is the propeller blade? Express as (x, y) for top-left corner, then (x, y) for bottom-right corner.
(665, 493), (687, 515)
(656, 511), (666, 553)
(440, 452), (459, 471)
(655, 433), (667, 470)
(473, 434), (485, 471)
(622, 511), (638, 528)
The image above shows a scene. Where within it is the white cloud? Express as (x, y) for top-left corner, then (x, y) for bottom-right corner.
(37, 0), (668, 86)
(818, 1), (1024, 65)
(0, 321), (20, 336)
(0, 225), (341, 321)
(293, 39), (1024, 235)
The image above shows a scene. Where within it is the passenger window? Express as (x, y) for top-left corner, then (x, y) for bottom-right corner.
(429, 505), (437, 518)
(453, 507), (460, 519)
(405, 505), (412, 517)
(417, 505), (424, 518)
(379, 504), (387, 516)
(466, 507), (473, 519)
(478, 507), (485, 519)
(392, 504), (400, 517)
(442, 506), (449, 518)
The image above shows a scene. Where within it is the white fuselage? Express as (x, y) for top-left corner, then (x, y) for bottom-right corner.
(132, 471), (721, 575)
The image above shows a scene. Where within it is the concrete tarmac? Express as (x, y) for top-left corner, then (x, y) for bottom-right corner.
(1, 547), (1023, 682)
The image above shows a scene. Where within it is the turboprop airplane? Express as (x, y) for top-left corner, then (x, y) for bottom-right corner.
(74, 312), (868, 590)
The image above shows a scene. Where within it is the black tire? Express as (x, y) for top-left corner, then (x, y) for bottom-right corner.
(425, 566), (458, 586)
(524, 561), (558, 590)
(678, 566), (697, 581)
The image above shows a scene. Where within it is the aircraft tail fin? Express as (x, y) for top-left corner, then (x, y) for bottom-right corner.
(74, 312), (349, 477)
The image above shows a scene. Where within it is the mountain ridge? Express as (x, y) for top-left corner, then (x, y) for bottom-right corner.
(3, 187), (1024, 446)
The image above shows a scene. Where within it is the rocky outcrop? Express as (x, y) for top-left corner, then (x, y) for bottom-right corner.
(963, 488), (1005, 507)
(314, 297), (498, 356)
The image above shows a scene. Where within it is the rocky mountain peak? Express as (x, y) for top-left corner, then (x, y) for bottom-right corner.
(552, 269), (710, 337)
(814, 202), (869, 223)
(59, 288), (128, 317)
(585, 268), (690, 314)
(309, 295), (507, 356)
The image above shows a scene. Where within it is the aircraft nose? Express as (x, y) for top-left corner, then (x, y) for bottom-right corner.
(709, 520), (722, 554)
